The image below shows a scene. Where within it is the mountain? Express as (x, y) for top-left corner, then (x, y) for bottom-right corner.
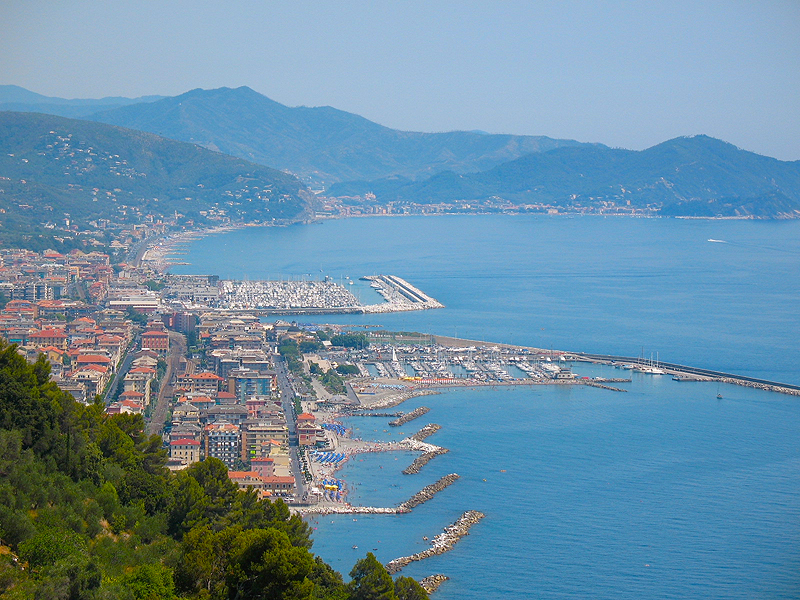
(0, 84), (165, 119)
(0, 111), (313, 247)
(87, 86), (595, 187)
(327, 136), (800, 218)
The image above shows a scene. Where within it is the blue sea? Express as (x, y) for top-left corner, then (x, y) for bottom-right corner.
(172, 216), (800, 599)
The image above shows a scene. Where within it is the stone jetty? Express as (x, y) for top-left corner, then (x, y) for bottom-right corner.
(398, 474), (460, 511)
(362, 389), (440, 410)
(408, 423), (441, 442)
(583, 381), (628, 392)
(385, 510), (485, 574)
(390, 406), (430, 427)
(402, 448), (449, 475)
(419, 575), (449, 594)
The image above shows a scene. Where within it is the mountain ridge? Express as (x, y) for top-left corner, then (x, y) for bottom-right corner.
(85, 86), (596, 187)
(326, 135), (800, 218)
(0, 84), (165, 118)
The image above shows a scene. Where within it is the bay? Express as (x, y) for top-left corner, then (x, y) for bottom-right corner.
(171, 215), (800, 599)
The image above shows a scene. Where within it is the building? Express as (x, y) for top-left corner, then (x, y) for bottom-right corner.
(141, 330), (169, 356)
(296, 413), (319, 446)
(203, 421), (241, 469)
(170, 438), (201, 467)
(240, 418), (289, 461)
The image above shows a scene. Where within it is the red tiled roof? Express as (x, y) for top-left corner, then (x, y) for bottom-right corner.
(77, 355), (111, 363)
(191, 372), (223, 380)
(170, 439), (200, 446)
(228, 471), (260, 479)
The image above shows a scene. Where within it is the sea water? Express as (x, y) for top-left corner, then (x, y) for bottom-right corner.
(171, 216), (800, 598)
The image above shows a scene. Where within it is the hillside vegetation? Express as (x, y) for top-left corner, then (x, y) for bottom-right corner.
(0, 111), (313, 248)
(0, 339), (428, 599)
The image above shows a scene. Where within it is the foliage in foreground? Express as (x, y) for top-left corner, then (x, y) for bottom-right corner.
(0, 339), (427, 599)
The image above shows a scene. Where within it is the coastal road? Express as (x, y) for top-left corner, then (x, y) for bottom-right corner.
(274, 358), (307, 500)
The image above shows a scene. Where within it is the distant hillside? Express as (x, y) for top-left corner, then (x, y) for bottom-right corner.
(0, 84), (165, 118)
(87, 86), (595, 187)
(328, 136), (800, 218)
(0, 112), (313, 247)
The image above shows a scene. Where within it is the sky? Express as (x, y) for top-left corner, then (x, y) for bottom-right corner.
(2, 0), (799, 160)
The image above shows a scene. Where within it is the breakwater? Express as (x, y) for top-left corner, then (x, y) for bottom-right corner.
(385, 510), (486, 574)
(409, 423), (441, 442)
(583, 381), (628, 392)
(574, 352), (800, 396)
(398, 473), (460, 511)
(360, 389), (440, 410)
(402, 447), (450, 475)
(419, 575), (449, 594)
(390, 406), (430, 426)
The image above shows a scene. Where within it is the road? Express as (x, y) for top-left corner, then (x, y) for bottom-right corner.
(146, 331), (187, 437)
(274, 358), (307, 500)
(103, 336), (138, 404)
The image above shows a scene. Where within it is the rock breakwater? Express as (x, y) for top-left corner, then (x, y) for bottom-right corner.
(385, 510), (485, 574)
(389, 406), (430, 426)
(409, 423), (441, 442)
(402, 448), (450, 475)
(419, 574), (449, 594)
(362, 389), (440, 410)
(398, 473), (460, 511)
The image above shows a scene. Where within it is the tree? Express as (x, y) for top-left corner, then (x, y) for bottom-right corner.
(394, 577), (428, 600)
(348, 553), (396, 600)
(226, 528), (315, 600)
(120, 563), (175, 600)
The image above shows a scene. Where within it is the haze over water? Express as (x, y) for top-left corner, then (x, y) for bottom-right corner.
(172, 216), (800, 599)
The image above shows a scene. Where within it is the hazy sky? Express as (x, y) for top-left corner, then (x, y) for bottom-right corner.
(2, 1), (799, 160)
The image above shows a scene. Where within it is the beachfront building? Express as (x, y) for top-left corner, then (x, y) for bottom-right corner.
(260, 476), (295, 497)
(296, 412), (319, 446)
(227, 471), (266, 495)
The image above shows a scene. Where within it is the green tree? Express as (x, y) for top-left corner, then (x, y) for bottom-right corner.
(393, 577), (428, 600)
(226, 528), (315, 600)
(18, 528), (87, 570)
(348, 553), (396, 600)
(120, 563), (175, 600)
(335, 365), (359, 376)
